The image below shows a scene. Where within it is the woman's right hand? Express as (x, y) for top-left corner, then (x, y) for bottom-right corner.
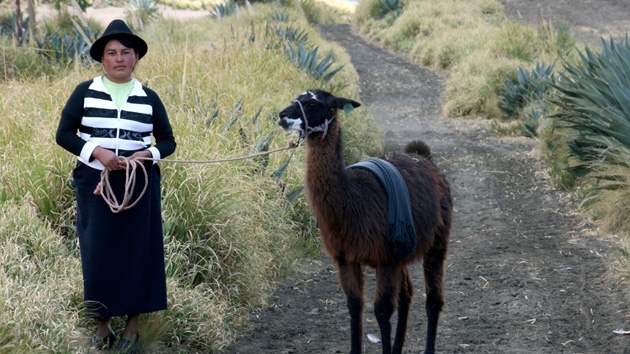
(92, 147), (123, 171)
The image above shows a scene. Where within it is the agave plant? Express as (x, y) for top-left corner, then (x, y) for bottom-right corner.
(128, 0), (160, 29)
(552, 36), (630, 179)
(499, 62), (556, 121)
(270, 11), (290, 23)
(379, 0), (403, 18)
(210, 1), (239, 19)
(283, 43), (344, 83)
(276, 25), (308, 43)
(222, 98), (244, 133)
(497, 62), (557, 137)
(0, 12), (30, 40)
(520, 103), (546, 138)
(35, 22), (96, 64)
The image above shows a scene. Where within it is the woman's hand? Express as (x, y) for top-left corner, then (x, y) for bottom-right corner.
(91, 148), (152, 195)
(128, 150), (152, 161)
(93, 183), (102, 195)
(92, 147), (123, 171)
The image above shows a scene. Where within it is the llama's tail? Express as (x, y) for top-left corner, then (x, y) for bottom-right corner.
(404, 140), (432, 160)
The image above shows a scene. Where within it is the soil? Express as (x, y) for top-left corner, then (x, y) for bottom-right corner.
(218, 2), (630, 354)
(34, 3), (207, 26)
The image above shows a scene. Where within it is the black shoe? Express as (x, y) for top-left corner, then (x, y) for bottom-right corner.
(88, 329), (116, 350)
(114, 334), (139, 354)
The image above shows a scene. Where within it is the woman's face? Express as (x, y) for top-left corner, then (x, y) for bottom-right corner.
(101, 39), (139, 83)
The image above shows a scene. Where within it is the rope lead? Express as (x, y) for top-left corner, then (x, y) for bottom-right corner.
(98, 140), (299, 212)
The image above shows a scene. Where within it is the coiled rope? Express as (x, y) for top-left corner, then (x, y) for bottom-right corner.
(99, 141), (299, 213)
(100, 157), (148, 213)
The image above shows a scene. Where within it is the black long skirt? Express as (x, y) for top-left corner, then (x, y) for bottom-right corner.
(73, 161), (167, 318)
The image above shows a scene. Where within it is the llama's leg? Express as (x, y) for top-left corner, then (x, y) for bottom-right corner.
(422, 244), (447, 354)
(337, 260), (365, 354)
(374, 265), (402, 354)
(392, 267), (413, 354)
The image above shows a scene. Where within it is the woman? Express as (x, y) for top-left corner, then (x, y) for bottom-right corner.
(56, 19), (176, 353)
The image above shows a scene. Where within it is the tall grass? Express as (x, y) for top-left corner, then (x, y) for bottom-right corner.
(0, 198), (85, 353)
(0, 2), (382, 352)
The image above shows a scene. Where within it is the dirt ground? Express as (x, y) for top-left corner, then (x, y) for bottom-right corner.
(218, 2), (630, 354)
(35, 3), (207, 26)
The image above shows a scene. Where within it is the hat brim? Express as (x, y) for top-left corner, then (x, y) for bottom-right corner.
(89, 33), (148, 62)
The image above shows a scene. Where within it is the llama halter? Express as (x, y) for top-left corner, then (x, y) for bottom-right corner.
(293, 99), (335, 142)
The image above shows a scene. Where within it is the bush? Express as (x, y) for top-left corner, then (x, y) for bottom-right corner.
(498, 62), (556, 137)
(265, 11), (344, 85)
(0, 37), (48, 80)
(379, 0), (403, 18)
(209, 1), (239, 19)
(128, 0), (161, 29)
(551, 36), (630, 231)
(0, 9), (101, 80)
(553, 36), (630, 177)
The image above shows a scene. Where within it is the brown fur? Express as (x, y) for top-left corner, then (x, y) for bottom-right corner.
(279, 90), (452, 354)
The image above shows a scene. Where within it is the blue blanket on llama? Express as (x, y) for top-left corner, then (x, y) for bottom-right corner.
(348, 157), (417, 259)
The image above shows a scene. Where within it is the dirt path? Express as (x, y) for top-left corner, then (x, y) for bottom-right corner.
(35, 4), (207, 26)
(218, 16), (630, 354)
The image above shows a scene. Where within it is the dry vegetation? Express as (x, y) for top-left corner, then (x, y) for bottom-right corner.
(0, 1), (382, 352)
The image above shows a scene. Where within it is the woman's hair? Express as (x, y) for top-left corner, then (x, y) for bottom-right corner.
(117, 38), (137, 52)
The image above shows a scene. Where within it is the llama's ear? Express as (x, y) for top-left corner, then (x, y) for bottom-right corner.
(336, 98), (361, 114)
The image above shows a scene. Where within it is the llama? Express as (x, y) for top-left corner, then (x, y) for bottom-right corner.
(278, 90), (452, 354)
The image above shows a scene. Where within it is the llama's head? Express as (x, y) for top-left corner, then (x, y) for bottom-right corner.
(278, 90), (361, 139)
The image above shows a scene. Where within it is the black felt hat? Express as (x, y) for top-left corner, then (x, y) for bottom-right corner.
(89, 19), (148, 62)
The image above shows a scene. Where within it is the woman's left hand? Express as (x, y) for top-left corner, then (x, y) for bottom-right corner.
(127, 150), (153, 162)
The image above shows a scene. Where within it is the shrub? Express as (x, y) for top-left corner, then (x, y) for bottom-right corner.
(0, 8), (102, 80)
(498, 62), (556, 137)
(379, 0), (403, 18)
(552, 36), (630, 178)
(128, 0), (161, 29)
(282, 43), (344, 83)
(265, 11), (343, 84)
(0, 37), (47, 80)
(499, 63), (556, 120)
(210, 1), (240, 19)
